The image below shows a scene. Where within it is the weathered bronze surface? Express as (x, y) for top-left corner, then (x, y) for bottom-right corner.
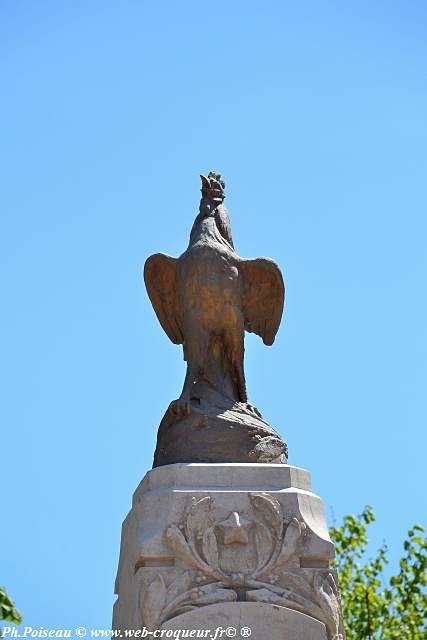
(144, 172), (287, 466)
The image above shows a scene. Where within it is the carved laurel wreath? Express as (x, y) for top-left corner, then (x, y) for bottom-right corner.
(167, 493), (305, 582)
(139, 493), (343, 640)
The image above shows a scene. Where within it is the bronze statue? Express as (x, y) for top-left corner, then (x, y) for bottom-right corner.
(144, 172), (287, 466)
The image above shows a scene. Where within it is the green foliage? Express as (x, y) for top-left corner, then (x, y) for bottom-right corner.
(330, 506), (427, 639)
(0, 586), (21, 624)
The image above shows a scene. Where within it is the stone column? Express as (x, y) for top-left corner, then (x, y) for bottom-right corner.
(113, 463), (344, 639)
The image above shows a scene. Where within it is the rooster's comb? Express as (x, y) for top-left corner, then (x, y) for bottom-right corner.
(200, 172), (225, 201)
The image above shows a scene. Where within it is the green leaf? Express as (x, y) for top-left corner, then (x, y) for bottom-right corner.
(0, 585), (22, 624)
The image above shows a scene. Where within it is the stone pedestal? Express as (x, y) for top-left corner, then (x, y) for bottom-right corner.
(113, 464), (344, 639)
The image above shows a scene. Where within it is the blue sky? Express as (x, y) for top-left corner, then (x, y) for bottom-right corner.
(1, 0), (426, 633)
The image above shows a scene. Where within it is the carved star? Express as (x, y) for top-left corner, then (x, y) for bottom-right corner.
(218, 511), (251, 545)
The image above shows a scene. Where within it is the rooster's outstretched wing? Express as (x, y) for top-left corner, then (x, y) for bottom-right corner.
(241, 257), (285, 346)
(144, 253), (183, 344)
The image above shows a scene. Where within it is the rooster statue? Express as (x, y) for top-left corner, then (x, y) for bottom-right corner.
(144, 172), (287, 466)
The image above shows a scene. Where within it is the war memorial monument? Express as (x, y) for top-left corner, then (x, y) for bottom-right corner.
(113, 173), (345, 639)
